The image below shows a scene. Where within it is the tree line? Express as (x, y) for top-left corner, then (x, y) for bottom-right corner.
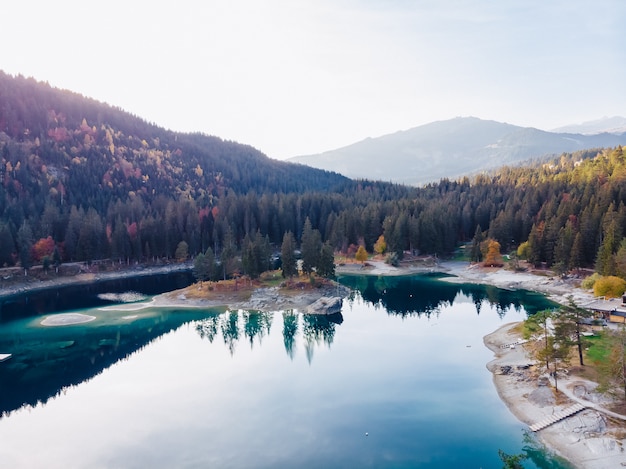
(3, 72), (626, 281)
(3, 145), (626, 282)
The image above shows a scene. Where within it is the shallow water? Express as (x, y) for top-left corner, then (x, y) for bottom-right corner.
(0, 273), (571, 468)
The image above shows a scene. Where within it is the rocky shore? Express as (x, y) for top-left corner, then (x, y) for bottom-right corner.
(485, 323), (626, 469)
(148, 278), (352, 315)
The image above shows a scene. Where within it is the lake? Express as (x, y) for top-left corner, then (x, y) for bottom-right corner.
(0, 272), (572, 468)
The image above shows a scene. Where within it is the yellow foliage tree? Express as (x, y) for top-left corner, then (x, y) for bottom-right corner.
(374, 235), (387, 255)
(593, 275), (626, 298)
(355, 245), (368, 264)
(517, 241), (530, 259)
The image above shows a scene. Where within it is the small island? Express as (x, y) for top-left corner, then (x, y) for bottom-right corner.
(152, 271), (351, 315)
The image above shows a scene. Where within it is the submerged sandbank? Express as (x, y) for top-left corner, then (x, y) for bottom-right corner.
(40, 313), (96, 326)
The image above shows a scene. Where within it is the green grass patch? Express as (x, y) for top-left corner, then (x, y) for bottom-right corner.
(521, 317), (544, 340)
(451, 244), (470, 262)
(585, 333), (611, 364)
(259, 270), (284, 287)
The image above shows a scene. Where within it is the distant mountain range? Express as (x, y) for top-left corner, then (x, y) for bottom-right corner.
(552, 116), (626, 135)
(289, 117), (626, 185)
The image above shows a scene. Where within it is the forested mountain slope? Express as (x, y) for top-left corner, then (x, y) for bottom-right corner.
(0, 71), (348, 201)
(0, 71), (360, 265)
(2, 71), (626, 283)
(289, 117), (626, 185)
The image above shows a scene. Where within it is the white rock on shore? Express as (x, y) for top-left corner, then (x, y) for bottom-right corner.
(305, 296), (343, 315)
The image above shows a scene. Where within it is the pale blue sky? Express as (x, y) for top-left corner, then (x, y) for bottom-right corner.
(1, 0), (624, 159)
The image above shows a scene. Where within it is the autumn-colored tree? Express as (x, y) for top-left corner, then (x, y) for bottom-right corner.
(374, 235), (387, 255)
(516, 241), (530, 260)
(593, 275), (626, 298)
(355, 245), (368, 264)
(482, 239), (503, 267)
(31, 236), (56, 262)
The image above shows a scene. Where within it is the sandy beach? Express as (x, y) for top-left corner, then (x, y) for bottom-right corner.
(441, 261), (626, 469)
(485, 323), (626, 468)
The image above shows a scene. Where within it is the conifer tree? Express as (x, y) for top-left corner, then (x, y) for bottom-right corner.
(470, 225), (484, 262)
(281, 231), (297, 278)
(0, 223), (15, 267)
(301, 217), (321, 274)
(17, 221), (33, 274)
(317, 242), (335, 279)
(193, 252), (209, 282)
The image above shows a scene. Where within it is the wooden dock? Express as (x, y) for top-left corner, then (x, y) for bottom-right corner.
(529, 403), (586, 432)
(500, 339), (527, 349)
(0, 353), (12, 363)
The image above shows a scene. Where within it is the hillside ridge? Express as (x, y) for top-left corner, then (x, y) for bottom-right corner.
(289, 116), (626, 185)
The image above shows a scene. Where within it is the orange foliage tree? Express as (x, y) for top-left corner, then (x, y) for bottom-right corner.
(482, 239), (503, 267)
(31, 236), (55, 262)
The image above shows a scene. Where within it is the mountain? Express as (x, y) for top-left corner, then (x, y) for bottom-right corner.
(288, 117), (626, 185)
(4, 70), (626, 277)
(0, 71), (348, 205)
(551, 116), (626, 135)
(0, 71), (361, 264)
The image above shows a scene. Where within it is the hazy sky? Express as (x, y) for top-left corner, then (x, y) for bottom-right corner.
(2, 0), (624, 159)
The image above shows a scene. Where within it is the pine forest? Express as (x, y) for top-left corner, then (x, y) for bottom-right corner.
(1, 71), (626, 282)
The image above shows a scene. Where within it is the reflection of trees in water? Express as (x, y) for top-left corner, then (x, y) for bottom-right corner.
(303, 313), (343, 364)
(196, 315), (220, 342)
(338, 274), (554, 318)
(282, 311), (298, 359)
(193, 275), (553, 359)
(195, 310), (343, 362)
(243, 311), (273, 348)
(221, 311), (241, 355)
(353, 274), (456, 317)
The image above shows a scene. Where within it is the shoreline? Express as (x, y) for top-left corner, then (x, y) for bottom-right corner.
(484, 322), (626, 469)
(0, 262), (193, 301)
(4, 256), (623, 467)
(339, 259), (626, 469)
(337, 259), (596, 307)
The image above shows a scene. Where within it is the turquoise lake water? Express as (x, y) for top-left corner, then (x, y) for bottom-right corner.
(0, 273), (573, 468)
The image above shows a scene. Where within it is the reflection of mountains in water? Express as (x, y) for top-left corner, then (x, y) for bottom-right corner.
(0, 309), (210, 418)
(338, 273), (555, 317)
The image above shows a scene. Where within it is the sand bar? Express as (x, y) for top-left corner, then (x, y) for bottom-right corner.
(40, 313), (96, 326)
